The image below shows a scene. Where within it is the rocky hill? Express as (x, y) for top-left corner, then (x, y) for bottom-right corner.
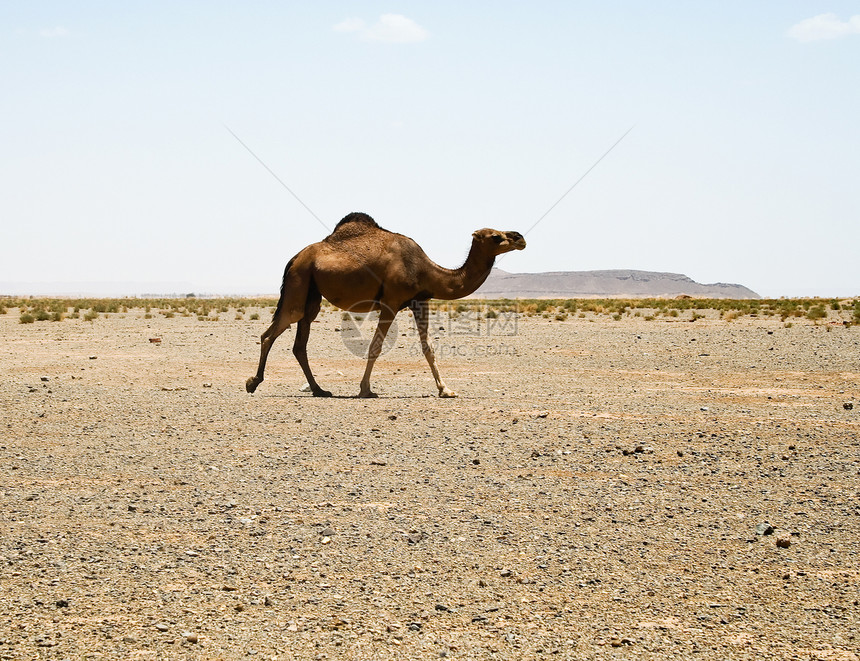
(473, 269), (760, 299)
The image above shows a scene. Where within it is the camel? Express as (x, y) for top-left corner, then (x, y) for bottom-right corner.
(246, 212), (526, 398)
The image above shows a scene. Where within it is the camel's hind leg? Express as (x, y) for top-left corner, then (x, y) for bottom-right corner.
(245, 312), (295, 393)
(246, 257), (311, 393)
(292, 283), (332, 397)
(411, 300), (457, 398)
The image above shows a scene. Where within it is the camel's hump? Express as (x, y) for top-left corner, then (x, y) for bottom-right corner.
(333, 212), (380, 230)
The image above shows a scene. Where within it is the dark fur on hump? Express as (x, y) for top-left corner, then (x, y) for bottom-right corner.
(334, 212), (380, 230)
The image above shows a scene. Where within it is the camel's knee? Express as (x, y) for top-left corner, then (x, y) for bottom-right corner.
(261, 316), (297, 345)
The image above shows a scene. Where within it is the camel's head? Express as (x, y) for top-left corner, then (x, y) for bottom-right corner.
(472, 229), (527, 255)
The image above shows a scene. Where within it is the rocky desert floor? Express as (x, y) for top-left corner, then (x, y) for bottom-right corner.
(1, 303), (859, 660)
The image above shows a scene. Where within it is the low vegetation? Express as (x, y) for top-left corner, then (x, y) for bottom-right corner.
(1, 296), (857, 326)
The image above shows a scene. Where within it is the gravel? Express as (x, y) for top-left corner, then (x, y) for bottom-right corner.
(1, 306), (858, 659)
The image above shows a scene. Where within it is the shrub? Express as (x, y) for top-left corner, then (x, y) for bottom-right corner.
(20, 313), (35, 324)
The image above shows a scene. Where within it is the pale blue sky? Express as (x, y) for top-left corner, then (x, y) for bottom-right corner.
(2, 2), (858, 297)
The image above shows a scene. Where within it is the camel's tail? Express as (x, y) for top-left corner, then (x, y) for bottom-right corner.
(273, 256), (296, 320)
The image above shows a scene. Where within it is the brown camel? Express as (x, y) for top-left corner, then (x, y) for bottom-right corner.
(246, 212), (526, 398)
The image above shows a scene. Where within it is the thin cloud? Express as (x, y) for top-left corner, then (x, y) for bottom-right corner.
(787, 13), (860, 42)
(333, 14), (428, 44)
(39, 26), (70, 38)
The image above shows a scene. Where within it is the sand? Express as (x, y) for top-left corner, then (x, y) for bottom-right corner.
(1, 304), (858, 659)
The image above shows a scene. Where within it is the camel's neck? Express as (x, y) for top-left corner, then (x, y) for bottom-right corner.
(426, 241), (496, 300)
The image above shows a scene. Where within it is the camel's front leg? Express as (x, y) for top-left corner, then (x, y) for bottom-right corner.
(411, 301), (457, 398)
(358, 307), (396, 398)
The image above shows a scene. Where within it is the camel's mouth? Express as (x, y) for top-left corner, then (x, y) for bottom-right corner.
(506, 231), (526, 250)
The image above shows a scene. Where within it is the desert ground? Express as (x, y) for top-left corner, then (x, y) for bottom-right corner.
(1, 301), (858, 660)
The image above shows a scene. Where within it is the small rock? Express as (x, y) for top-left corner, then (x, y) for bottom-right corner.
(388, 415), (397, 420)
(407, 532), (425, 544)
(154, 623), (169, 632)
(182, 632), (198, 643)
(434, 603), (450, 612)
(500, 568), (513, 577)
(55, 599), (69, 608)
(776, 537), (792, 548)
(408, 622), (422, 631)
(844, 402), (854, 411)
(610, 637), (634, 647)
(320, 527), (336, 537)
(40, 376), (50, 382)
(203, 382), (212, 388)
(755, 523), (774, 536)
(300, 382), (312, 392)
(471, 458), (480, 465)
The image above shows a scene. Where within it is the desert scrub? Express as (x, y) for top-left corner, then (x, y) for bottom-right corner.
(19, 312), (35, 324)
(250, 312), (260, 320)
(806, 305), (827, 322)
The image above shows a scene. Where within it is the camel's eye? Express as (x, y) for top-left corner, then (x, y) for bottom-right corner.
(492, 234), (504, 243)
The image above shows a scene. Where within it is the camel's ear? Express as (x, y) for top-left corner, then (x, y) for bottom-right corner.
(472, 231), (480, 239)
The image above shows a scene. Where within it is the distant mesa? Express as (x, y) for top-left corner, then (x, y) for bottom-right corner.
(473, 269), (759, 299)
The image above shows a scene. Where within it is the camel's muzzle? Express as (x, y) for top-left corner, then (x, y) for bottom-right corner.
(507, 232), (526, 250)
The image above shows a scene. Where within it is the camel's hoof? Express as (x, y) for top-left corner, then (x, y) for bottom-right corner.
(312, 388), (333, 398)
(246, 377), (261, 393)
(357, 391), (379, 399)
(439, 388), (459, 398)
